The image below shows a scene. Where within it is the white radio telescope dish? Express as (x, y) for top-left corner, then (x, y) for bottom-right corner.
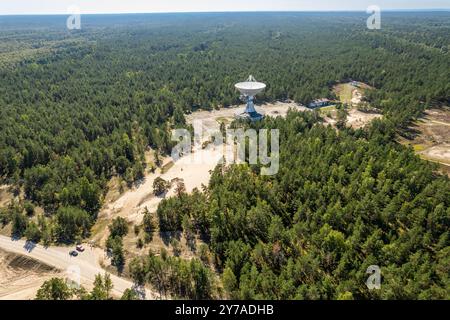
(235, 81), (267, 97)
(234, 75), (266, 121)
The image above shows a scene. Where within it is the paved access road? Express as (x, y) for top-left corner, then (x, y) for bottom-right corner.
(0, 235), (156, 299)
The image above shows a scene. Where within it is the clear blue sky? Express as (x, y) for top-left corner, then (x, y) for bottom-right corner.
(0, 0), (448, 15)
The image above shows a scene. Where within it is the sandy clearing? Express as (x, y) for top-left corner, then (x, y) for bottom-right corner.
(333, 83), (353, 104)
(347, 109), (382, 129)
(185, 101), (307, 125)
(321, 108), (381, 129)
(97, 143), (224, 230)
(322, 116), (337, 126)
(420, 144), (450, 164)
(329, 82), (381, 129)
(398, 108), (450, 175)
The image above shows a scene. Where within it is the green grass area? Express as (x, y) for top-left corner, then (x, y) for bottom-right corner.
(318, 105), (337, 112)
(161, 161), (175, 174)
(334, 83), (354, 104)
(318, 105), (338, 117)
(413, 144), (427, 152)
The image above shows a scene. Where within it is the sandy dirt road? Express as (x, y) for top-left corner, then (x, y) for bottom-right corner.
(0, 235), (156, 299)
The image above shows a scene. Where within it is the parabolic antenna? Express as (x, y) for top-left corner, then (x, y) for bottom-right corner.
(234, 75), (266, 121)
(235, 81), (267, 97)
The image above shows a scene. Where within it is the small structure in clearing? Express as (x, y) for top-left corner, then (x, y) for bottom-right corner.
(308, 98), (331, 109)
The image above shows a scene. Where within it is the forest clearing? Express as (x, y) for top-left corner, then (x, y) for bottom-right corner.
(320, 82), (382, 128)
(399, 107), (450, 175)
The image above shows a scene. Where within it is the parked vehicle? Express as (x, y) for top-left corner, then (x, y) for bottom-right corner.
(76, 245), (85, 252)
(69, 250), (78, 257)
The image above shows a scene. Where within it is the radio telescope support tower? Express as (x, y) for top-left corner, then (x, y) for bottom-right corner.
(235, 75), (266, 121)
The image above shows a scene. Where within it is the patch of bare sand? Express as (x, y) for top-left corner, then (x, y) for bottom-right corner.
(322, 116), (337, 127)
(399, 107), (450, 175)
(424, 145), (450, 163)
(347, 109), (382, 129)
(425, 108), (450, 123)
(351, 90), (362, 105)
(185, 101), (307, 125)
(0, 185), (13, 208)
(0, 249), (61, 300)
(123, 230), (203, 262)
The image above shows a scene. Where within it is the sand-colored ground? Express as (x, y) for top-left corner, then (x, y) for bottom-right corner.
(334, 83), (353, 104)
(186, 101), (308, 126)
(321, 106), (381, 129)
(0, 249), (61, 300)
(92, 141), (226, 246)
(351, 90), (363, 105)
(0, 185), (13, 208)
(347, 109), (383, 129)
(425, 145), (450, 163)
(324, 82), (382, 129)
(400, 107), (450, 171)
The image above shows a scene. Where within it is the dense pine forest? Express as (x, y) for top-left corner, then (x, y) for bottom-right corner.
(0, 12), (449, 299)
(149, 112), (449, 299)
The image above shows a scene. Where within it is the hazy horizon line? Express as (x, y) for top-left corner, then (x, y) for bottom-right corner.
(1, 8), (449, 17)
